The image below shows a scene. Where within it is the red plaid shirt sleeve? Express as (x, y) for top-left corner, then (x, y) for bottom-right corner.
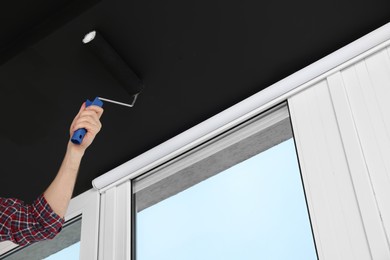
(0, 194), (64, 246)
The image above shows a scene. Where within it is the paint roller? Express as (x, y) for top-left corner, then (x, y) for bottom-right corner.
(71, 30), (143, 144)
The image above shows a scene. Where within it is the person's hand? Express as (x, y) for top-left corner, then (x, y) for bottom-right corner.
(68, 102), (104, 154)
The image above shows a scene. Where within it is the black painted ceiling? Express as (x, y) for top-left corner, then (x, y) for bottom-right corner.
(1, 0), (389, 203)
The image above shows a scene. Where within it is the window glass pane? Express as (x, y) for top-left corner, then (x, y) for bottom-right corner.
(135, 138), (317, 260)
(2, 218), (81, 260)
(43, 241), (80, 260)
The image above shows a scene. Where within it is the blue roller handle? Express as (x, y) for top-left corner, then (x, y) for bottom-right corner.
(71, 97), (104, 145)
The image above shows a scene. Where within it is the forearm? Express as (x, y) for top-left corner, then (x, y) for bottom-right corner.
(43, 142), (85, 218)
(43, 103), (103, 219)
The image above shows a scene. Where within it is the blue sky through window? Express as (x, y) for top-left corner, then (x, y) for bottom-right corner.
(136, 139), (317, 260)
(43, 242), (79, 260)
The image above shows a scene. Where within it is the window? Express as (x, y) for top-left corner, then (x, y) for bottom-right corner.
(133, 104), (317, 260)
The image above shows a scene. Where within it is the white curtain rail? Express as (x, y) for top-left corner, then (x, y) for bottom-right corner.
(92, 22), (390, 192)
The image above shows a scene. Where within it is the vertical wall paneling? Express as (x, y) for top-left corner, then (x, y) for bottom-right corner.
(357, 50), (390, 239)
(289, 45), (390, 259)
(98, 181), (131, 260)
(342, 60), (390, 244)
(289, 82), (371, 259)
(327, 72), (390, 259)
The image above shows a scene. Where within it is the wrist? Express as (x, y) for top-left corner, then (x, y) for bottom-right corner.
(66, 142), (86, 159)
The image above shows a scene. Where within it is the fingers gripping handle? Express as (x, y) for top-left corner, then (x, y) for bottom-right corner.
(71, 97), (103, 145)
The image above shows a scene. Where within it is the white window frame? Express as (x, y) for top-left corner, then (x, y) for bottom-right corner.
(95, 23), (390, 260)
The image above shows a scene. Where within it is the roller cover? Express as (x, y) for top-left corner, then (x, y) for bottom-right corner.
(84, 30), (143, 96)
(71, 97), (103, 145)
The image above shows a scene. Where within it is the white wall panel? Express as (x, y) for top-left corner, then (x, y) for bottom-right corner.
(341, 57), (390, 245)
(289, 81), (371, 260)
(289, 46), (390, 259)
(327, 72), (389, 259)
